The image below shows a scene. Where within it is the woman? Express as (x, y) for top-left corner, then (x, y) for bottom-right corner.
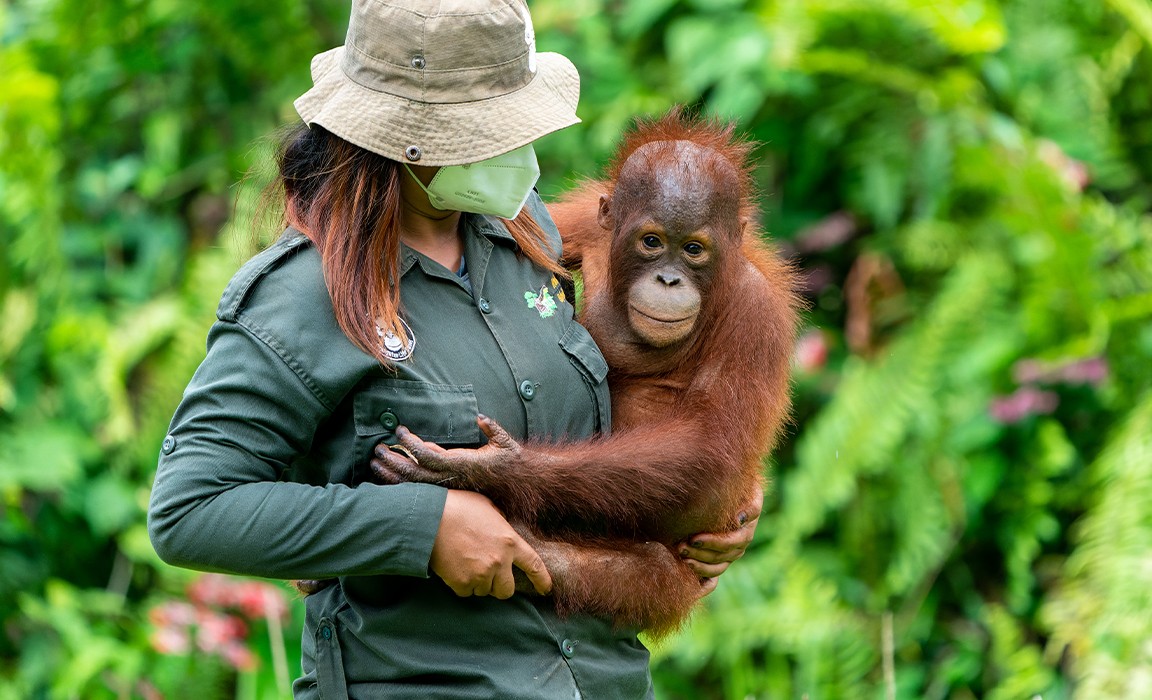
(148, 1), (757, 696)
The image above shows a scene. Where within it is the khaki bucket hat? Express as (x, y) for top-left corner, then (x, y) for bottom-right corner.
(294, 0), (581, 167)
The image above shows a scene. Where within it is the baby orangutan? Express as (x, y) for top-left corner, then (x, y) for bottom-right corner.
(373, 111), (800, 636)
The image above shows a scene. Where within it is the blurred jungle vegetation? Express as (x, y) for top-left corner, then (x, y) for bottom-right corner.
(2, 0), (1152, 697)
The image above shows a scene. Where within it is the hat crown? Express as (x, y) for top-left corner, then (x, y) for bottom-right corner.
(341, 0), (537, 103)
(293, 0), (580, 166)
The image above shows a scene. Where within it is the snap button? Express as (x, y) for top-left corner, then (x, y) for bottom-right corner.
(519, 379), (536, 401)
(478, 297), (492, 313)
(560, 638), (576, 658)
(161, 435), (176, 454)
(379, 411), (399, 430)
(404, 145), (422, 161)
(410, 54), (426, 69)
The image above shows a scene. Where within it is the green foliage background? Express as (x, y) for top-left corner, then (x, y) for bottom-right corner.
(3, 0), (1151, 697)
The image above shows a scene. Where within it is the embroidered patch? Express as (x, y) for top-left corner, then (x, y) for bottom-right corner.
(376, 318), (416, 361)
(525, 285), (558, 318)
(550, 275), (567, 304)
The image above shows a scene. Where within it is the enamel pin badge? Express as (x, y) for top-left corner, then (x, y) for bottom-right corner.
(376, 318), (416, 361)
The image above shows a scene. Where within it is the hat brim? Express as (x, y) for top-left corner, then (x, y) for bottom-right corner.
(294, 47), (580, 166)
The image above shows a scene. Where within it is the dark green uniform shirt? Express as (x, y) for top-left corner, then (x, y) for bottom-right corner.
(148, 194), (654, 698)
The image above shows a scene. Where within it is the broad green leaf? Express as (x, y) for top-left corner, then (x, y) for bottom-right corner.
(0, 424), (86, 491)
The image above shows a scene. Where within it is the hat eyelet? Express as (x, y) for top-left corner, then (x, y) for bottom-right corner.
(404, 145), (422, 162)
(410, 55), (426, 70)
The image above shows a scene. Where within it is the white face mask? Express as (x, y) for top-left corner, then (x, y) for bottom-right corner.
(405, 144), (541, 220)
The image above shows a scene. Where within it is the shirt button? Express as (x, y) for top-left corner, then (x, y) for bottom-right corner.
(320, 624), (333, 641)
(161, 435), (176, 454)
(478, 297), (492, 313)
(519, 379), (536, 401)
(560, 638), (576, 658)
(379, 411), (399, 430)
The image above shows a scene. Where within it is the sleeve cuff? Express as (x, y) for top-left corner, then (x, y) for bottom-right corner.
(386, 481), (448, 578)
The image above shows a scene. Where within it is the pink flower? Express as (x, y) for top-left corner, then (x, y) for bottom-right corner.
(150, 625), (191, 655)
(989, 387), (1060, 424)
(1012, 359), (1047, 384)
(1038, 139), (1090, 191)
(234, 582), (290, 621)
(1057, 357), (1108, 385)
(148, 601), (197, 628)
(1011, 356), (1108, 387)
(149, 573), (289, 668)
(187, 574), (230, 608)
(221, 641), (259, 672)
(794, 330), (829, 374)
(195, 610), (247, 654)
(187, 574), (289, 621)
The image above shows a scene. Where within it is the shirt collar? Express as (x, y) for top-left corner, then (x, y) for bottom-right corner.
(396, 214), (516, 280)
(468, 213), (517, 245)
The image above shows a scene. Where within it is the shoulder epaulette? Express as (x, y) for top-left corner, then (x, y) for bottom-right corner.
(217, 230), (313, 322)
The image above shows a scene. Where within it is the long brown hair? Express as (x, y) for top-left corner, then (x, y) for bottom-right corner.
(276, 124), (565, 364)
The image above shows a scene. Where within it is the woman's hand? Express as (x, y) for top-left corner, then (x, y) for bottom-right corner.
(678, 483), (764, 587)
(431, 490), (552, 599)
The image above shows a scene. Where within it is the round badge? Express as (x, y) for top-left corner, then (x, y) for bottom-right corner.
(376, 318), (415, 361)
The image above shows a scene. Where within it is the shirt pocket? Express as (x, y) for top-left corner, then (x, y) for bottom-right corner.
(352, 378), (483, 477)
(558, 321), (612, 432)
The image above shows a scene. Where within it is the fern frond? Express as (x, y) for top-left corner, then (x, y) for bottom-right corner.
(1041, 391), (1152, 699)
(775, 251), (1010, 542)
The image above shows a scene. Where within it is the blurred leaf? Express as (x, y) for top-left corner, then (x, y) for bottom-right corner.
(665, 14), (770, 94)
(1043, 392), (1152, 698)
(616, 0), (679, 37)
(1106, 0), (1152, 50)
(0, 423), (87, 491)
(84, 474), (140, 537)
(903, 0), (1006, 54)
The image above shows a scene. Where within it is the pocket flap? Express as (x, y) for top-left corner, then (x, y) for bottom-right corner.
(353, 378), (482, 445)
(559, 322), (609, 384)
